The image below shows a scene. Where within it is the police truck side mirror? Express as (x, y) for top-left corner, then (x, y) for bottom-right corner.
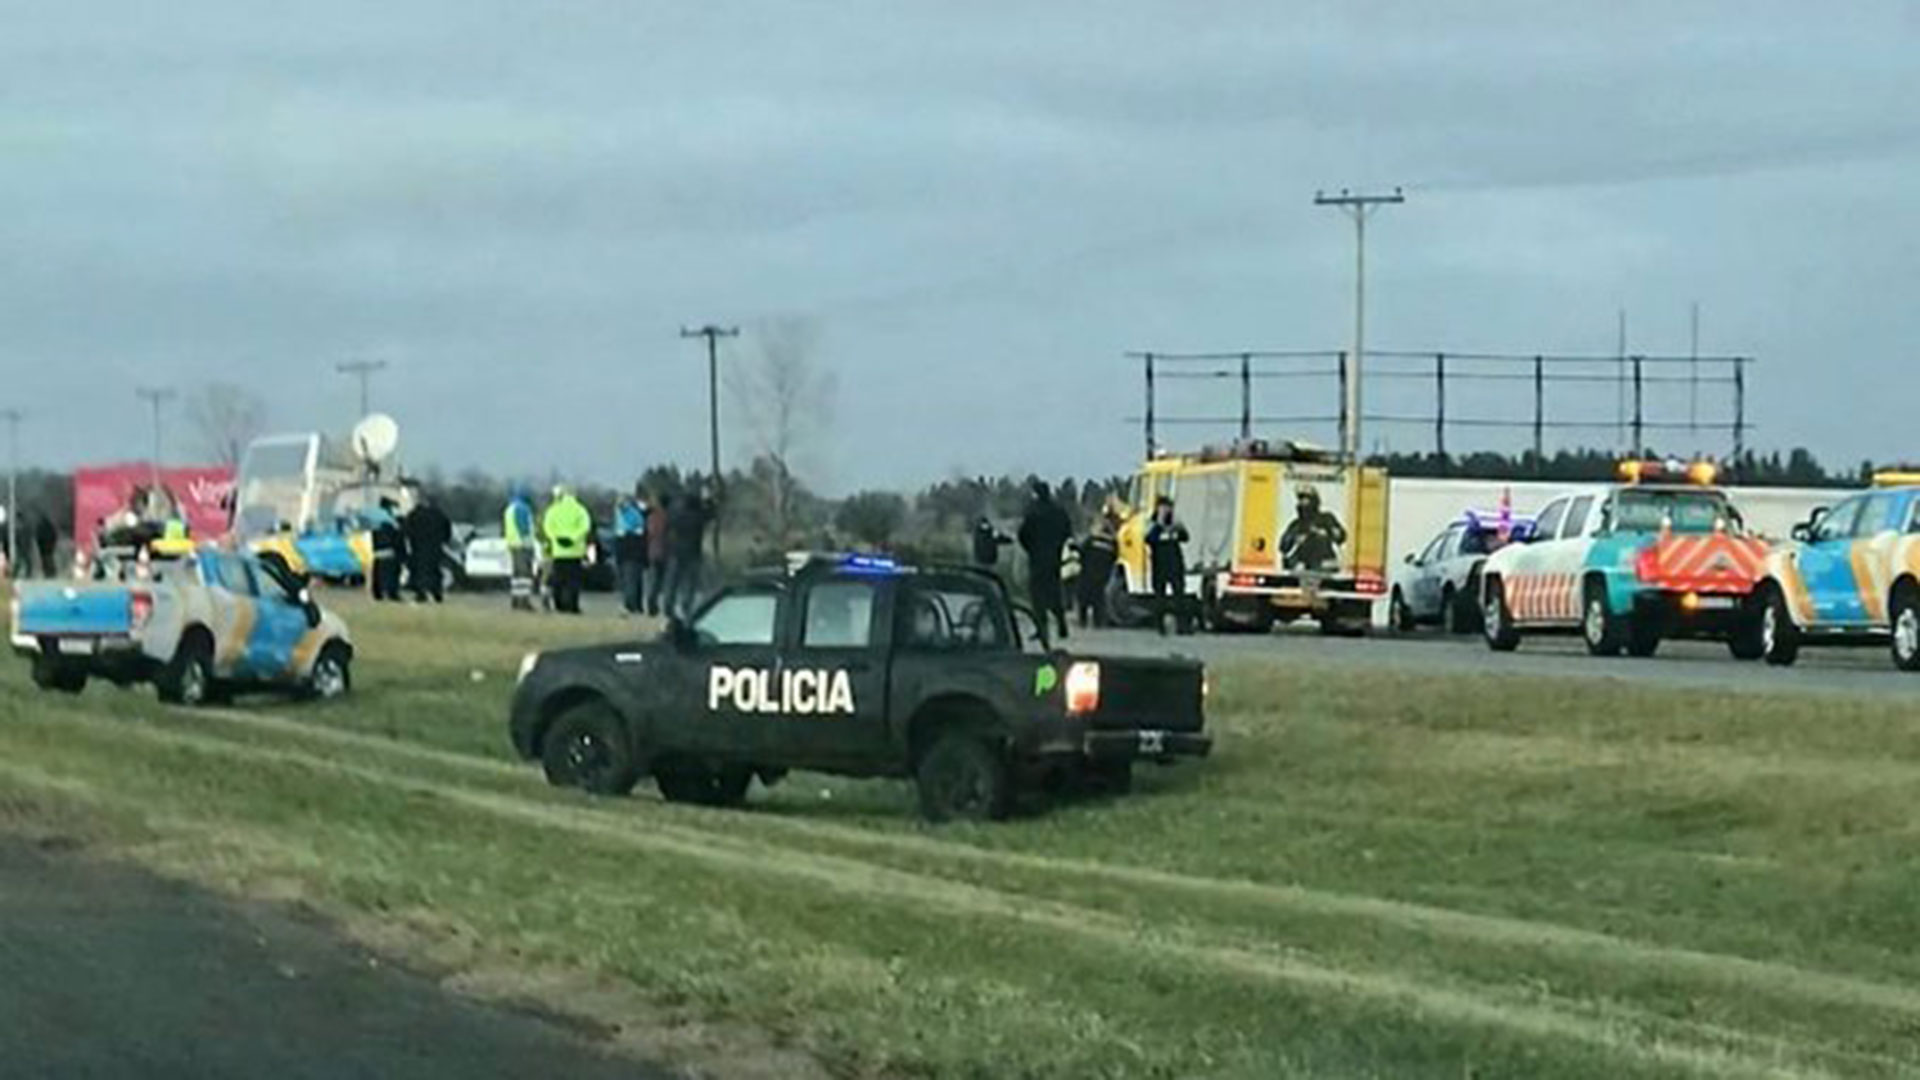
(665, 617), (698, 651)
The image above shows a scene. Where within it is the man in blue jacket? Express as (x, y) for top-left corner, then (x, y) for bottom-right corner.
(503, 487), (537, 612)
(613, 485), (649, 616)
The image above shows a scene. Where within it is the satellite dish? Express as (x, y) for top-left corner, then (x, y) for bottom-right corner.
(351, 413), (400, 465)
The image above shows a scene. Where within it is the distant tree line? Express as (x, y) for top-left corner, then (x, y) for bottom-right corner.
(1373, 446), (1876, 488)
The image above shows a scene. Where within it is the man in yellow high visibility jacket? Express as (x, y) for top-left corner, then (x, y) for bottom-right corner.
(541, 486), (592, 614)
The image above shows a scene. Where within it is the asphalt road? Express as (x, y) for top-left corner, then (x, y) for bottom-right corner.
(1078, 624), (1920, 698)
(0, 837), (663, 1080)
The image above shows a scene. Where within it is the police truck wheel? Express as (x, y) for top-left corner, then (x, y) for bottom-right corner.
(1889, 584), (1920, 672)
(542, 701), (638, 796)
(915, 730), (1012, 823)
(1388, 588), (1414, 633)
(156, 632), (214, 706)
(30, 656), (87, 694)
(1581, 583), (1625, 657)
(1482, 579), (1520, 652)
(305, 642), (352, 701)
(1761, 586), (1800, 667)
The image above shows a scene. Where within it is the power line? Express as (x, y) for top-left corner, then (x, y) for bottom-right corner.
(1314, 187), (1405, 464)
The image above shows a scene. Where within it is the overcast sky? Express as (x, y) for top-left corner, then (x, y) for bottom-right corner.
(5, 1), (1917, 491)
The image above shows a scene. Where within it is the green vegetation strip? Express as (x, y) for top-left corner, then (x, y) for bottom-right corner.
(3, 599), (1918, 1077)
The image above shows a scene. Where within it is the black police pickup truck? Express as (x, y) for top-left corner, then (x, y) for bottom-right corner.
(510, 554), (1211, 821)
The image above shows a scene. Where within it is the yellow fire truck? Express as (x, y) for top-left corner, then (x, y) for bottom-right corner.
(1111, 440), (1390, 634)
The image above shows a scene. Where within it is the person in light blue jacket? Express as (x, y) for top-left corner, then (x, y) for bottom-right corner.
(613, 485), (649, 616)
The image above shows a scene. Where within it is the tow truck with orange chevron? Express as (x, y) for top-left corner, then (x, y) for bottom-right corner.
(1479, 459), (1770, 659)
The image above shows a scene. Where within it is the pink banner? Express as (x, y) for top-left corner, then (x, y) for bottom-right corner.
(73, 464), (236, 554)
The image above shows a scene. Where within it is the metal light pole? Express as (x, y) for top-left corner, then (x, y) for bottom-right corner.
(134, 387), (175, 495)
(0, 409), (19, 578)
(337, 359), (387, 418)
(1315, 187), (1404, 463)
(680, 324), (738, 560)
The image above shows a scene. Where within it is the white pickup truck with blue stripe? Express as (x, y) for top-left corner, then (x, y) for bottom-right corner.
(9, 546), (353, 705)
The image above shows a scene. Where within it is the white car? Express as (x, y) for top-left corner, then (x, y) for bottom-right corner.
(1390, 511), (1533, 633)
(462, 525), (515, 586)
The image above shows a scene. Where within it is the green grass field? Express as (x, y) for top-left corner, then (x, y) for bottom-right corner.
(4, 593), (1919, 1078)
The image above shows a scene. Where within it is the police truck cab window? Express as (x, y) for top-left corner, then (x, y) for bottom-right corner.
(693, 589), (780, 646)
(899, 578), (1011, 650)
(802, 581), (876, 648)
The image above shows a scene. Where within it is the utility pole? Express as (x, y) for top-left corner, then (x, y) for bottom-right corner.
(1688, 302), (1701, 437)
(336, 359), (388, 419)
(680, 324), (739, 560)
(1315, 187), (1404, 463)
(0, 409), (19, 578)
(134, 387), (175, 494)
(1615, 308), (1628, 449)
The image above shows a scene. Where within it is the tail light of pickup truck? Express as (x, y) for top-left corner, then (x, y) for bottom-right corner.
(128, 591), (154, 632)
(1064, 661), (1101, 716)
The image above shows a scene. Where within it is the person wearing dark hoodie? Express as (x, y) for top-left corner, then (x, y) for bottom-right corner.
(970, 515), (1010, 567)
(1017, 480), (1072, 639)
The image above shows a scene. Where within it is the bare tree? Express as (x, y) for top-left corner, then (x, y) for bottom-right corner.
(185, 382), (268, 468)
(728, 317), (834, 544)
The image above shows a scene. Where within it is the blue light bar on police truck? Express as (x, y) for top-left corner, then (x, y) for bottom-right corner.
(840, 554), (901, 574)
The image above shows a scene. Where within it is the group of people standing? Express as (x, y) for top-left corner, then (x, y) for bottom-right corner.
(497, 481), (717, 618)
(367, 492), (455, 603)
(974, 481), (1195, 637)
(1, 508), (64, 579)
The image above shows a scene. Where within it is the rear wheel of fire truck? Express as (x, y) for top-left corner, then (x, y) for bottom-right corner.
(1318, 601), (1371, 638)
(1482, 577), (1520, 652)
(543, 699), (639, 796)
(916, 729), (1012, 823)
(30, 655), (88, 694)
(1105, 574), (1154, 629)
(1388, 588), (1415, 633)
(1581, 581), (1625, 657)
(156, 630), (215, 706)
(1889, 582), (1920, 672)
(1760, 584), (1800, 667)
